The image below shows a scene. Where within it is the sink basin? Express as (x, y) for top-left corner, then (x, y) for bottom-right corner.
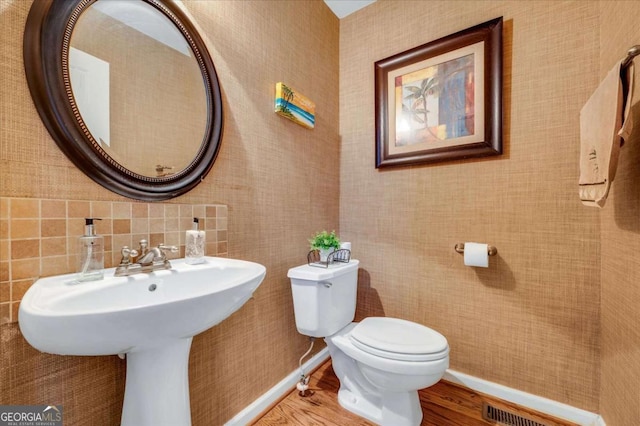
(19, 256), (266, 355)
(19, 256), (266, 426)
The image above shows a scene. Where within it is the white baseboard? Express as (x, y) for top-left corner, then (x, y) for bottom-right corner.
(444, 370), (605, 426)
(224, 349), (604, 426)
(224, 347), (330, 425)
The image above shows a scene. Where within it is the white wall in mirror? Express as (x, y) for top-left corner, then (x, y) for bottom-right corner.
(69, 47), (111, 147)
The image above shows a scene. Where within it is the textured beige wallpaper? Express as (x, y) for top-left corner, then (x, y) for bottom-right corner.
(340, 0), (601, 412)
(598, 2), (640, 425)
(4, 0), (639, 424)
(1, 0), (340, 424)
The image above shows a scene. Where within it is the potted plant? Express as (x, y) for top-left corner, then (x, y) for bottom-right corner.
(309, 230), (341, 262)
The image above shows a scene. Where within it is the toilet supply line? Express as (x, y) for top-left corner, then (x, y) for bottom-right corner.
(297, 337), (315, 396)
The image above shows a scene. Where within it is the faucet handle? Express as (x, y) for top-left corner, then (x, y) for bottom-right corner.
(158, 243), (179, 255)
(119, 246), (139, 265)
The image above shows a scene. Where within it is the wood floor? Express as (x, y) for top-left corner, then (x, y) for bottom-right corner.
(252, 361), (579, 426)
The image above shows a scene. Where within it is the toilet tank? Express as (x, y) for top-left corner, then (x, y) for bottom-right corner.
(288, 260), (360, 337)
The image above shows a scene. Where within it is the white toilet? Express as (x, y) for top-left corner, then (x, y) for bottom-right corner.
(288, 259), (449, 426)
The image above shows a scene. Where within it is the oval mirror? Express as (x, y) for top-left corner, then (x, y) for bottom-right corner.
(24, 0), (223, 201)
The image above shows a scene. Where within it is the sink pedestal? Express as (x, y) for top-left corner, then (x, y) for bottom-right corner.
(121, 338), (193, 426)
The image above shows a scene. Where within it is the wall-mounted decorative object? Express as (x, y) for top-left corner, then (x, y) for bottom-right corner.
(375, 17), (503, 168)
(275, 82), (316, 129)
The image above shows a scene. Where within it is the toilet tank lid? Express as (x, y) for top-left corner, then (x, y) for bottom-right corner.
(351, 317), (448, 355)
(287, 260), (359, 281)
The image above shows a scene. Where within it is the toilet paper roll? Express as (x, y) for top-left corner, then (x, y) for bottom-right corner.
(463, 242), (489, 267)
(340, 242), (351, 251)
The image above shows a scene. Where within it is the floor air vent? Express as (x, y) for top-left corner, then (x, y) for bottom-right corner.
(482, 403), (547, 426)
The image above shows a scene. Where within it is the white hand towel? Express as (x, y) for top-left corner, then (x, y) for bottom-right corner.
(579, 61), (635, 208)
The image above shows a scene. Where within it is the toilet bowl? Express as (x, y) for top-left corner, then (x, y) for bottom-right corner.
(288, 260), (449, 426)
(326, 319), (449, 425)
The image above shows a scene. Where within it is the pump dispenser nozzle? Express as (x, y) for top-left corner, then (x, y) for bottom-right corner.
(84, 218), (102, 236)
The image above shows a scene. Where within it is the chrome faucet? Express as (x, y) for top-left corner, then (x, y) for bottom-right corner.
(114, 240), (179, 277)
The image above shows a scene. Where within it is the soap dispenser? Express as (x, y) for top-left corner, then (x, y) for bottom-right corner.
(185, 217), (205, 264)
(77, 218), (104, 282)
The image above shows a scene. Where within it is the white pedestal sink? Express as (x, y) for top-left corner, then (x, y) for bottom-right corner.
(18, 256), (266, 426)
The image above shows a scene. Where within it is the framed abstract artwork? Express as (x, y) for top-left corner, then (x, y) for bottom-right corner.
(375, 17), (503, 168)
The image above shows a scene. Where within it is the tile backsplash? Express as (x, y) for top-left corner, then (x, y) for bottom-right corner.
(0, 197), (228, 324)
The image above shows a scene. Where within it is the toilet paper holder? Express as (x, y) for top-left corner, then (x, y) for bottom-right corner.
(454, 243), (497, 256)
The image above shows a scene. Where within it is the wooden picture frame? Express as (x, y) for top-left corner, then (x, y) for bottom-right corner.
(375, 17), (503, 168)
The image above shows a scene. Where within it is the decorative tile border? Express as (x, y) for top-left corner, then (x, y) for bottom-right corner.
(0, 197), (228, 324)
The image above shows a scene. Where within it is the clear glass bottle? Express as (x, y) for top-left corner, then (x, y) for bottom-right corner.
(185, 217), (205, 264)
(77, 218), (104, 282)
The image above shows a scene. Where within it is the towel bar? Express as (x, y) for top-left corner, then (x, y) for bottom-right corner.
(454, 243), (497, 256)
(622, 45), (640, 69)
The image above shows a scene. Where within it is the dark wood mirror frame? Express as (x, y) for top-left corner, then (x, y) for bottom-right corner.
(24, 0), (223, 201)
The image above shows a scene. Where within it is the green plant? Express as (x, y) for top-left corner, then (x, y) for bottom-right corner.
(309, 230), (341, 251)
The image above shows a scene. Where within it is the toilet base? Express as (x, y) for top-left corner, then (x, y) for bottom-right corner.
(327, 327), (427, 426)
(337, 387), (422, 426)
(337, 387), (380, 424)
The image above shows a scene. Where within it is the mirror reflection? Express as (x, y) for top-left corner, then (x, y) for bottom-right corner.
(69, 0), (208, 178)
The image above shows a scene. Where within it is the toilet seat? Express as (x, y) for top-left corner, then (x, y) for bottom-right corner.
(350, 317), (449, 362)
(329, 322), (449, 376)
